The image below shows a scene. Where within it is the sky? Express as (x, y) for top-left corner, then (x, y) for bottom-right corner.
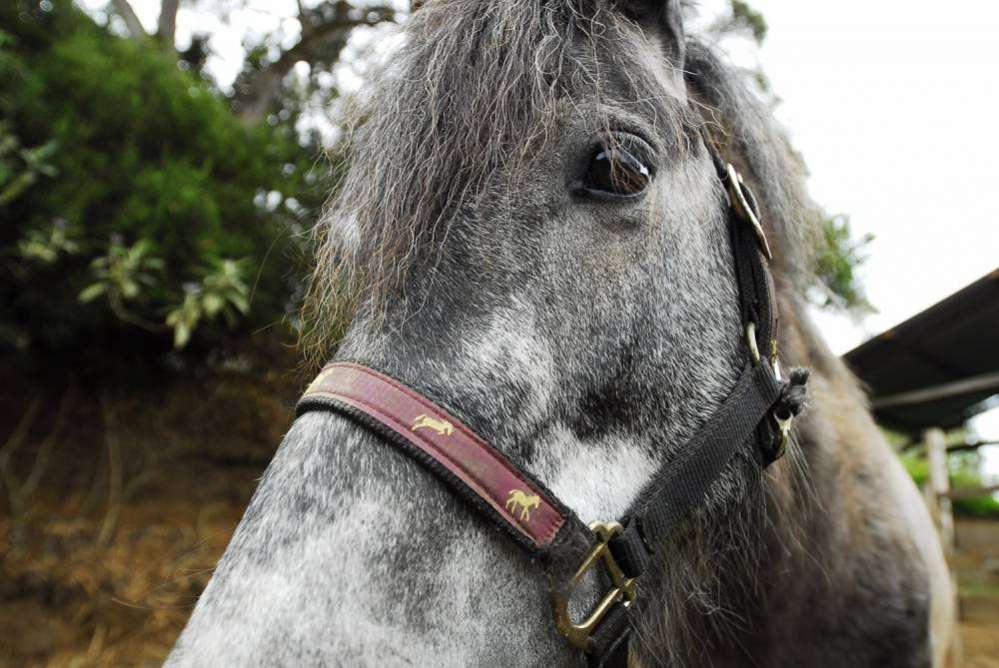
(700, 0), (999, 472)
(81, 0), (998, 471)
(710, 1), (999, 353)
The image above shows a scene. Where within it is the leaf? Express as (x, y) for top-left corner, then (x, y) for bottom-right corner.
(79, 283), (107, 302)
(121, 279), (140, 299)
(203, 292), (224, 316)
(227, 292), (250, 314)
(173, 321), (191, 348)
(137, 272), (159, 287)
(129, 240), (151, 262)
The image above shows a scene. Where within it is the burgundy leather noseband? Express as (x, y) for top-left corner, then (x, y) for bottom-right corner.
(301, 361), (571, 551)
(297, 153), (808, 667)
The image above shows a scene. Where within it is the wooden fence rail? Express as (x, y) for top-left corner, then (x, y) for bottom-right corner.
(918, 428), (999, 553)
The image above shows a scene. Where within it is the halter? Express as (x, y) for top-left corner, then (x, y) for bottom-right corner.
(297, 151), (808, 667)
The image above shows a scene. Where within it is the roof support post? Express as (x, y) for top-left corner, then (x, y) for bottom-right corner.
(924, 427), (954, 556)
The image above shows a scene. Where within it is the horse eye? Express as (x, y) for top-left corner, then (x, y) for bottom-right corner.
(584, 145), (651, 198)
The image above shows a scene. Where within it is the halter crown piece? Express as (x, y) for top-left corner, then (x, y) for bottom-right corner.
(297, 149), (809, 667)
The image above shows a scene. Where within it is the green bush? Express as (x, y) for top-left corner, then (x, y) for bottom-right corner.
(0, 1), (327, 359)
(901, 451), (999, 519)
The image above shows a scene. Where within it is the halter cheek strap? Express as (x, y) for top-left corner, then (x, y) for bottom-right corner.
(296, 155), (808, 667)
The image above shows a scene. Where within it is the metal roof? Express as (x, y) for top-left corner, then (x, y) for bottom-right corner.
(842, 267), (999, 434)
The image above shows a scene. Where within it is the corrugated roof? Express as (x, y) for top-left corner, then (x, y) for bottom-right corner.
(842, 267), (999, 433)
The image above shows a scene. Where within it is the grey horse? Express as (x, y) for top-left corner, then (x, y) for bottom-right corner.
(168, 1), (953, 665)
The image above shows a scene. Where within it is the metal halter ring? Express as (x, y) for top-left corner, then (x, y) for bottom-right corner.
(745, 322), (762, 365)
(552, 522), (637, 651)
(746, 323), (792, 459)
(745, 323), (781, 377)
(725, 163), (773, 261)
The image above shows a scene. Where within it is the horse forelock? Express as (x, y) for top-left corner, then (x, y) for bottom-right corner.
(301, 0), (726, 366)
(303, 3), (821, 370)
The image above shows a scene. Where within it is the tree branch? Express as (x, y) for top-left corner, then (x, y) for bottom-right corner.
(158, 0), (181, 50)
(111, 0), (148, 39)
(235, 1), (396, 122)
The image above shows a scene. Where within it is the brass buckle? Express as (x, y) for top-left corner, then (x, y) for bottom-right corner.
(552, 522), (638, 651)
(725, 163), (773, 261)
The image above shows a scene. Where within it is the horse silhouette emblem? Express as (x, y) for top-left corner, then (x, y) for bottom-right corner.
(505, 489), (541, 523)
(304, 367), (334, 394)
(411, 414), (454, 437)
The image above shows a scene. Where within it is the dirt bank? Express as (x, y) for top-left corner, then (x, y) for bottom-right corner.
(2, 362), (997, 666)
(0, 356), (298, 666)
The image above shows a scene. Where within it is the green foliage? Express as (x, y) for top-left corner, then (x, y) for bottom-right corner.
(708, 0), (769, 46)
(901, 453), (928, 485)
(78, 238), (166, 332)
(16, 219), (79, 263)
(82, 239), (164, 304)
(952, 491), (999, 519)
(0, 119), (58, 206)
(0, 1), (328, 359)
(814, 214), (875, 313)
(901, 450), (999, 519)
(166, 258), (251, 348)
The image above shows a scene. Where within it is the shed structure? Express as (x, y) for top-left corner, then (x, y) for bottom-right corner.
(843, 268), (999, 435)
(842, 266), (999, 567)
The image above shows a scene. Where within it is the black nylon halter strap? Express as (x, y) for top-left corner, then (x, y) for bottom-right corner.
(585, 364), (783, 663)
(609, 361), (782, 572)
(580, 153), (787, 667)
(608, 162), (782, 571)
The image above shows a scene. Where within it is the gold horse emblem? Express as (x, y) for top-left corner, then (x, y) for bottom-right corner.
(305, 367), (335, 394)
(505, 489), (541, 523)
(411, 414), (454, 437)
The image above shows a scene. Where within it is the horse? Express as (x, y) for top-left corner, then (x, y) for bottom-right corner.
(506, 489), (543, 522)
(412, 413), (457, 436)
(167, 1), (954, 665)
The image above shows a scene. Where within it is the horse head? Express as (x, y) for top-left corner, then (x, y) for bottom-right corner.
(168, 1), (952, 665)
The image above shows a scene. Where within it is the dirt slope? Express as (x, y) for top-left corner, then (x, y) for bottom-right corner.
(1, 364), (996, 666)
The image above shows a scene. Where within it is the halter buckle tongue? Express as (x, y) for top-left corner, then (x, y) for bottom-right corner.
(552, 522), (638, 652)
